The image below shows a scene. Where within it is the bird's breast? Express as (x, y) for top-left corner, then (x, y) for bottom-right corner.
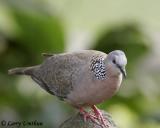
(67, 73), (122, 107)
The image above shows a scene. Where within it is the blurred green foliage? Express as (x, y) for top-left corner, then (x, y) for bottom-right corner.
(0, 0), (65, 73)
(93, 23), (150, 73)
(0, 0), (160, 128)
(13, 10), (64, 54)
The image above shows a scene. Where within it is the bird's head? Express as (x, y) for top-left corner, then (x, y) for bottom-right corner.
(105, 50), (127, 78)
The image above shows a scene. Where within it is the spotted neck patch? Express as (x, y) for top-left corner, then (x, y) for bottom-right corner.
(90, 56), (106, 80)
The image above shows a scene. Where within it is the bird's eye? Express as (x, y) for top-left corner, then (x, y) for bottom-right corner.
(112, 59), (116, 64)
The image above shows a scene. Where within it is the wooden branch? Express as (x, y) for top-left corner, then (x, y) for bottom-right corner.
(59, 110), (118, 128)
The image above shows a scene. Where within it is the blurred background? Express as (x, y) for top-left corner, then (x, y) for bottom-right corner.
(0, 0), (160, 128)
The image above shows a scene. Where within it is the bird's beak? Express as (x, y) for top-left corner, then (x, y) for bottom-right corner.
(117, 65), (127, 78)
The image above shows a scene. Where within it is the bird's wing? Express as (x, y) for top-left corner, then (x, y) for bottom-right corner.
(33, 50), (106, 99)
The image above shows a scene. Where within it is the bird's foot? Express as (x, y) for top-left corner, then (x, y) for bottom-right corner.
(79, 107), (99, 123)
(91, 105), (109, 128)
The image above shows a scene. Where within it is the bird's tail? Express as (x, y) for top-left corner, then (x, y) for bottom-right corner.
(8, 65), (39, 76)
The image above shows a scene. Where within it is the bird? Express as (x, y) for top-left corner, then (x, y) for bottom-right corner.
(8, 50), (127, 127)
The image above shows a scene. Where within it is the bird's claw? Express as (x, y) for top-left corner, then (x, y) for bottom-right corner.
(79, 108), (97, 122)
(92, 105), (109, 128)
(79, 107), (109, 128)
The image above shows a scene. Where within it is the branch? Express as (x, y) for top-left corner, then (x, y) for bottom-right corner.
(59, 110), (118, 128)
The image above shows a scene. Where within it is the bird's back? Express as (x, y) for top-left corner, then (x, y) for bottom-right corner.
(33, 50), (107, 99)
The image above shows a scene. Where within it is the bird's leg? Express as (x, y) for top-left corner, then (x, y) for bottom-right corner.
(79, 107), (98, 122)
(91, 105), (109, 127)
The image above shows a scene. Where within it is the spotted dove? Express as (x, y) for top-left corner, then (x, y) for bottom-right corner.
(8, 50), (127, 127)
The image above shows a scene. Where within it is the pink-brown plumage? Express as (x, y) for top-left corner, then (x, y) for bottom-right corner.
(8, 50), (127, 128)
